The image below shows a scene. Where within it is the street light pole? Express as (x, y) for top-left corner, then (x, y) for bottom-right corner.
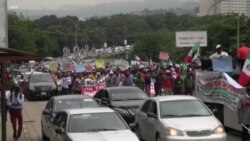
(237, 15), (240, 48)
(65, 17), (79, 47)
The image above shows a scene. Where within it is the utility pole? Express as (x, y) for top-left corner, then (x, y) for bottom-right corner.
(237, 15), (240, 48)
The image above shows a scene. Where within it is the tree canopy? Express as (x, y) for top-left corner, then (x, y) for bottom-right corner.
(8, 12), (250, 61)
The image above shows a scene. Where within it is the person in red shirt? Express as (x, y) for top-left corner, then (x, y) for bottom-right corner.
(237, 43), (249, 70)
(161, 70), (173, 95)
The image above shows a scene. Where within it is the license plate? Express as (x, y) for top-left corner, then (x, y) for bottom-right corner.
(41, 92), (46, 95)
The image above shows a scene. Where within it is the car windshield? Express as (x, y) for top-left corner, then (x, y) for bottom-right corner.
(109, 88), (147, 101)
(29, 74), (53, 82)
(54, 99), (98, 112)
(160, 100), (212, 118)
(68, 112), (128, 133)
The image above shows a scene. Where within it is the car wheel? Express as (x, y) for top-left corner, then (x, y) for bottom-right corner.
(156, 133), (161, 141)
(135, 125), (144, 141)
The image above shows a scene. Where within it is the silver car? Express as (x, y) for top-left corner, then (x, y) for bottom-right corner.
(48, 107), (139, 141)
(134, 95), (227, 141)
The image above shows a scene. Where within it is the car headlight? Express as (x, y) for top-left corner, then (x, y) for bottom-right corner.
(166, 127), (184, 136)
(213, 125), (225, 134)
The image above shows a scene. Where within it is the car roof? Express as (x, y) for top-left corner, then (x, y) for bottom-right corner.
(150, 95), (198, 102)
(53, 95), (93, 101)
(65, 107), (114, 115)
(104, 86), (140, 91)
(30, 72), (50, 75)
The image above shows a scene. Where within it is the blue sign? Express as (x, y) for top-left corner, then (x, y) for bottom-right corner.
(212, 56), (233, 72)
(75, 64), (85, 73)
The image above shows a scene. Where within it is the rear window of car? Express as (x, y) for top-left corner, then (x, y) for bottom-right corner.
(109, 88), (147, 101)
(54, 98), (98, 112)
(29, 73), (53, 82)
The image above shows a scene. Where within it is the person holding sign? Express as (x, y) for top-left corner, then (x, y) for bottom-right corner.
(238, 87), (250, 141)
(209, 44), (228, 59)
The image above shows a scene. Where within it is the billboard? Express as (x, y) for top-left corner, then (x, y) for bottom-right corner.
(0, 0), (7, 48)
(176, 31), (207, 47)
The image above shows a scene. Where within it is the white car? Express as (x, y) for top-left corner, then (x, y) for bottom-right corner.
(134, 95), (227, 141)
(48, 107), (139, 141)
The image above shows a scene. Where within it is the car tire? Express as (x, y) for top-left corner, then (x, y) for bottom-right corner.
(135, 125), (144, 141)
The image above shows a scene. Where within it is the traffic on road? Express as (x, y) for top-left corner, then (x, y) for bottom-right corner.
(4, 58), (249, 141)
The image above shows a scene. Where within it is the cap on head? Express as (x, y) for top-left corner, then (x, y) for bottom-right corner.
(216, 44), (222, 49)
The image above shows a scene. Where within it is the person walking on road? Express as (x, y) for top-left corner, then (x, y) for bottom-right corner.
(7, 86), (24, 141)
(238, 86), (250, 141)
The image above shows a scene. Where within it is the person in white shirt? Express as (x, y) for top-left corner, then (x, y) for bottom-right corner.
(61, 73), (69, 95)
(7, 86), (24, 141)
(209, 44), (229, 59)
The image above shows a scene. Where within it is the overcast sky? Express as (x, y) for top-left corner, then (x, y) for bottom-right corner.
(8, 0), (197, 10)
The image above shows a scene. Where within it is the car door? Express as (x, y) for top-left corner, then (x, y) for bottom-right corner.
(42, 99), (53, 136)
(145, 101), (158, 141)
(49, 112), (63, 141)
(53, 112), (68, 141)
(137, 100), (152, 140)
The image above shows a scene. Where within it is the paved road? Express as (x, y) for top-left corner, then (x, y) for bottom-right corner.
(7, 100), (242, 141)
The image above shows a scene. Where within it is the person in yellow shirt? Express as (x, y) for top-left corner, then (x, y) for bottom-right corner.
(89, 71), (97, 80)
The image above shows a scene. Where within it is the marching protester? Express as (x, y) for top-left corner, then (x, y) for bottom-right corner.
(72, 73), (83, 94)
(122, 72), (133, 86)
(238, 87), (250, 141)
(106, 71), (116, 87)
(61, 73), (70, 94)
(161, 70), (173, 95)
(209, 44), (229, 59)
(7, 85), (25, 141)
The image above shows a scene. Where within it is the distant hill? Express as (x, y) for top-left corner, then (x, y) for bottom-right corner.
(10, 0), (198, 19)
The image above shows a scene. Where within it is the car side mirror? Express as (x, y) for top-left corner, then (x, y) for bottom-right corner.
(55, 128), (65, 134)
(147, 112), (157, 119)
(101, 98), (110, 105)
(129, 123), (136, 132)
(42, 109), (50, 117)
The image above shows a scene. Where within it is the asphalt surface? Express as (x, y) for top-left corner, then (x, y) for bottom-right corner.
(6, 99), (243, 141)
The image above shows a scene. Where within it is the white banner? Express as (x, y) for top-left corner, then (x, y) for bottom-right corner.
(0, 0), (7, 48)
(176, 31), (207, 47)
(195, 71), (245, 111)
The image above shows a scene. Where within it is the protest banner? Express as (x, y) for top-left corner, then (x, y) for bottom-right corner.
(75, 64), (85, 73)
(49, 62), (58, 72)
(85, 64), (94, 72)
(114, 59), (129, 70)
(211, 56), (233, 72)
(62, 61), (72, 72)
(195, 71), (245, 112)
(95, 58), (105, 68)
(81, 82), (106, 97)
(159, 52), (169, 60)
